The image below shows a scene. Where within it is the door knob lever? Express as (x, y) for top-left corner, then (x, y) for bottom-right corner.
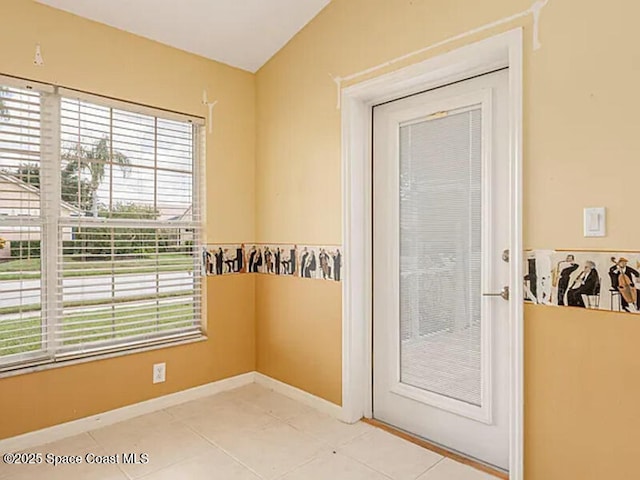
(483, 286), (509, 301)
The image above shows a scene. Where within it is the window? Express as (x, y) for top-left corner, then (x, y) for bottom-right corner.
(0, 76), (205, 371)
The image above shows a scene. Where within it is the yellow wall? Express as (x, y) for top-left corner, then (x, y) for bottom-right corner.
(255, 0), (640, 478)
(524, 304), (640, 478)
(4, 0), (640, 476)
(0, 0), (255, 439)
(256, 275), (342, 405)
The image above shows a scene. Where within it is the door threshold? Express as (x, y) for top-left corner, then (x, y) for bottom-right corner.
(363, 418), (509, 479)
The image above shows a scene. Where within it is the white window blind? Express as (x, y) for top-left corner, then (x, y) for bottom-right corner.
(0, 76), (205, 370)
(399, 107), (483, 406)
(0, 81), (47, 365)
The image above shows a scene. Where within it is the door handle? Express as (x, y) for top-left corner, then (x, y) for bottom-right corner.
(483, 286), (509, 301)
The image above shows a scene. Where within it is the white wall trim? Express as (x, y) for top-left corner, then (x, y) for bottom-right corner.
(0, 372), (255, 453)
(507, 28), (525, 480)
(341, 28), (524, 479)
(254, 373), (342, 418)
(330, 0), (548, 108)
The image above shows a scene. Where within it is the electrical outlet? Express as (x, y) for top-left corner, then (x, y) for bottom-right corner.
(153, 363), (166, 384)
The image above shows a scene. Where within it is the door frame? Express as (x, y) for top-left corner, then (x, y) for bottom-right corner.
(340, 29), (524, 478)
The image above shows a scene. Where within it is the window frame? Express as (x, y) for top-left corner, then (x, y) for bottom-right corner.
(0, 75), (206, 374)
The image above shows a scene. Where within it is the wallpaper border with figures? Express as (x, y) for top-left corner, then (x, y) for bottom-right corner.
(525, 249), (640, 315)
(203, 244), (343, 282)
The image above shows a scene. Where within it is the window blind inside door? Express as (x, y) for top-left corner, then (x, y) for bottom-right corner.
(399, 107), (482, 406)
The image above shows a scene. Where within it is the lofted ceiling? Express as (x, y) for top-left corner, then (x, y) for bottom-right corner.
(36, 0), (331, 72)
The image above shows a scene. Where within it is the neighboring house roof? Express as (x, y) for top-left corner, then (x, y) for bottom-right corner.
(167, 204), (192, 222)
(0, 172), (84, 215)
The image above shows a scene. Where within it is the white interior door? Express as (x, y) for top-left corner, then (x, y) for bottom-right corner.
(372, 69), (510, 470)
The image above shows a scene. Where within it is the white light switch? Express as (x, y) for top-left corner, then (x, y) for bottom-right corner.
(584, 207), (605, 237)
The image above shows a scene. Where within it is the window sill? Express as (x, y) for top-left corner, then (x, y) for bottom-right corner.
(0, 334), (208, 380)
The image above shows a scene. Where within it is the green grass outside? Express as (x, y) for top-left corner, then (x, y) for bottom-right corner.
(0, 302), (197, 357)
(0, 290), (193, 316)
(0, 254), (195, 281)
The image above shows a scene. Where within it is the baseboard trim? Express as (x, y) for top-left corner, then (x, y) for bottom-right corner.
(0, 372), (345, 452)
(0, 371), (255, 453)
(254, 372), (343, 419)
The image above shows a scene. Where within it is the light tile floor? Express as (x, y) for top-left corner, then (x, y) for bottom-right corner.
(0, 383), (498, 480)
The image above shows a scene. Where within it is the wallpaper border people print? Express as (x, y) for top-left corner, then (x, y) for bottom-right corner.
(204, 245), (640, 313)
(525, 249), (640, 314)
(204, 244), (343, 282)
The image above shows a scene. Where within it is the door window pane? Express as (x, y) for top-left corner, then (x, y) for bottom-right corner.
(399, 107), (482, 406)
